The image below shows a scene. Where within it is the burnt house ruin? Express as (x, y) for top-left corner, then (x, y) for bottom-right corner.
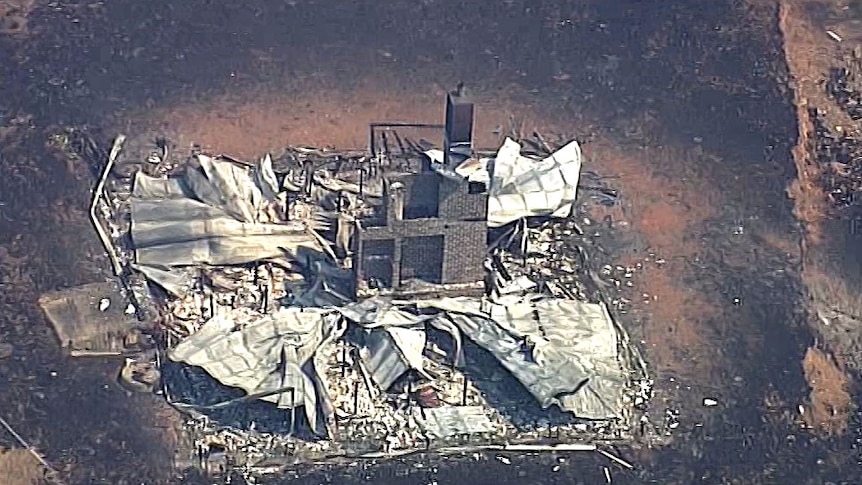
(353, 88), (488, 297)
(41, 81), (653, 476)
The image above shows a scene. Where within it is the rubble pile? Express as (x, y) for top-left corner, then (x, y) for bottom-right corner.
(48, 95), (653, 476)
(157, 264), (296, 340)
(319, 338), (429, 455)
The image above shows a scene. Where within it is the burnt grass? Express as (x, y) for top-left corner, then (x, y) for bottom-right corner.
(0, 1), (860, 484)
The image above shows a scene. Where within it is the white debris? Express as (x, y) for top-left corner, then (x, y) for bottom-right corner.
(484, 138), (583, 227)
(496, 455), (511, 465)
(598, 449), (634, 469)
(703, 398), (719, 407)
(827, 30), (843, 42)
(98, 298), (110, 312)
(125, 303), (136, 315)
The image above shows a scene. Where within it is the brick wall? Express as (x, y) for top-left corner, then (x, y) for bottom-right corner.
(441, 222), (487, 283)
(401, 235), (445, 282)
(438, 176), (487, 222)
(355, 168), (489, 291)
(357, 219), (486, 286)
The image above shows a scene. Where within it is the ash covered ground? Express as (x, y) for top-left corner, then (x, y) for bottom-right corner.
(0, 1), (860, 484)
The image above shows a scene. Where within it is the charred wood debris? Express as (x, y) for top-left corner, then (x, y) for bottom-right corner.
(59, 124), (659, 479)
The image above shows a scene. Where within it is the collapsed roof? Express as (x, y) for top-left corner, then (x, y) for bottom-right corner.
(118, 138), (629, 424)
(168, 307), (339, 434)
(130, 154), (324, 268)
(420, 295), (625, 419)
(167, 292), (626, 435)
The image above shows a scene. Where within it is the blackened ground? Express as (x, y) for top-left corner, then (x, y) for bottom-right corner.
(0, 1), (859, 484)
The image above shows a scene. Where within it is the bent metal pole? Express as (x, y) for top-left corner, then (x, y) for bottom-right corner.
(90, 134), (126, 276)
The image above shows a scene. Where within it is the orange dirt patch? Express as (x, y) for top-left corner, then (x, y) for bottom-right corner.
(638, 266), (720, 377)
(779, 0), (854, 244)
(801, 346), (852, 435)
(582, 141), (722, 377)
(637, 200), (697, 251)
(583, 142), (717, 256)
(0, 448), (45, 485)
(122, 79), (567, 161)
(804, 265), (862, 317)
(758, 226), (802, 259)
(786, 94), (829, 245)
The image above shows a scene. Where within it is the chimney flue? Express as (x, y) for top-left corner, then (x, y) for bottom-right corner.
(444, 85), (474, 166)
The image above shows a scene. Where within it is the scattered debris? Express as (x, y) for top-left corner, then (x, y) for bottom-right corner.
(38, 281), (141, 355)
(702, 398), (719, 407)
(598, 448), (634, 469)
(502, 443), (595, 452)
(826, 30), (842, 43)
(91, 135), (125, 276)
(427, 136), (583, 227)
(119, 357), (161, 393)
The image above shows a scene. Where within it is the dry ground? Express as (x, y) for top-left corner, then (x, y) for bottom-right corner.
(0, 448), (44, 485)
(580, 141), (724, 381)
(801, 346), (852, 434)
(122, 79), (571, 157)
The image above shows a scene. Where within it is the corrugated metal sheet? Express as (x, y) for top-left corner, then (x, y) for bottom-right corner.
(412, 406), (497, 438)
(419, 295), (625, 420)
(129, 156), (322, 267)
(168, 307), (338, 433)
